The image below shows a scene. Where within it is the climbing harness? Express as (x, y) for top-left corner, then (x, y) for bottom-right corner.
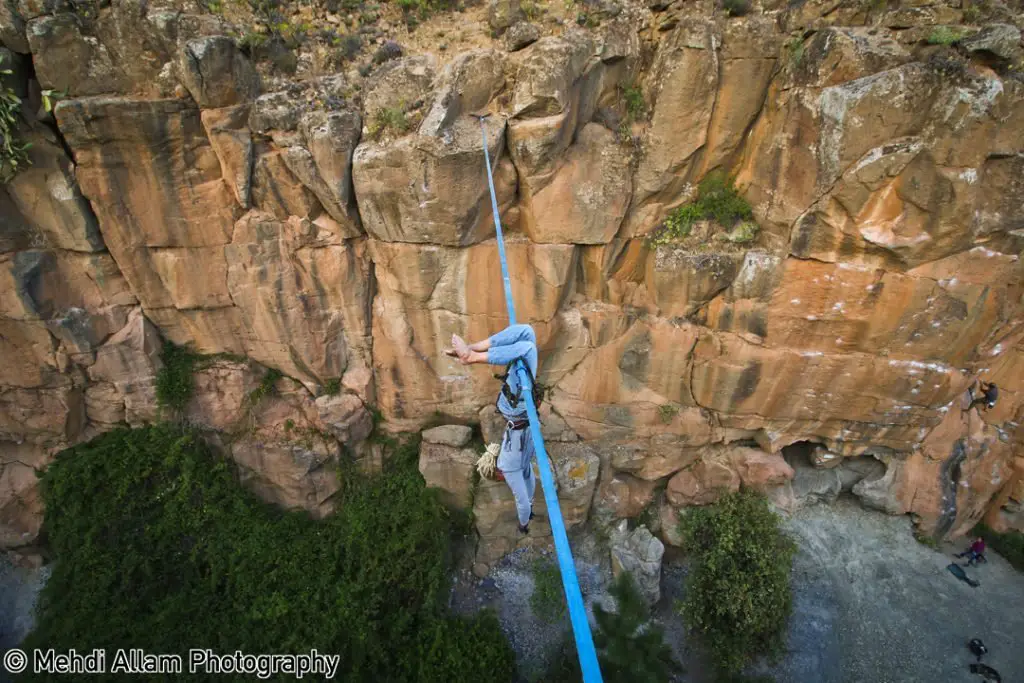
(496, 362), (543, 410)
(475, 114), (604, 683)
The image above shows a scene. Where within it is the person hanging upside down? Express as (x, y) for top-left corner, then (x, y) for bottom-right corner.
(445, 324), (540, 535)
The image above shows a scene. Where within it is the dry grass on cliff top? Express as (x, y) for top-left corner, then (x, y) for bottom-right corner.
(197, 0), (577, 85)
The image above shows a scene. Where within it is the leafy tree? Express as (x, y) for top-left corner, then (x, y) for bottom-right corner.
(595, 572), (681, 682)
(542, 572), (679, 683)
(678, 489), (796, 676)
(22, 425), (515, 682)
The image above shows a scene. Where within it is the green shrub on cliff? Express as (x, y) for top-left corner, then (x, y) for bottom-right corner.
(1, 54), (31, 184)
(155, 341), (199, 413)
(678, 489), (796, 676)
(648, 172), (754, 247)
(23, 425), (515, 682)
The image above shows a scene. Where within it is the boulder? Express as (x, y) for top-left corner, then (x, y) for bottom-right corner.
(84, 382), (126, 425)
(488, 0), (524, 34)
(288, 109), (363, 235)
(315, 394), (373, 445)
(473, 470), (552, 569)
(55, 97), (239, 309)
(729, 447), (795, 490)
(0, 0), (29, 53)
(361, 55), (437, 122)
(596, 472), (660, 519)
(230, 436), (340, 518)
(960, 24), (1021, 61)
(522, 123), (632, 245)
(87, 308), (162, 390)
(418, 439), (478, 510)
(851, 458), (903, 514)
(648, 248), (746, 318)
(251, 149), (322, 220)
(353, 116), (515, 245)
(179, 36), (259, 108)
(418, 50), (505, 137)
(666, 457), (740, 506)
(422, 424), (473, 448)
(504, 22), (540, 52)
(0, 250), (136, 321)
(789, 456), (842, 506)
(610, 523), (664, 605)
(658, 503), (684, 547)
(550, 442), (600, 527)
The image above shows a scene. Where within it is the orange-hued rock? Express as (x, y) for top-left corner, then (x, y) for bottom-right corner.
(729, 447), (795, 490)
(352, 115), (515, 246)
(691, 330), (968, 431)
(595, 472), (660, 520)
(370, 237), (575, 429)
(667, 456), (740, 506)
(627, 19), (719, 237)
(522, 124), (631, 245)
(3, 15), (1024, 557)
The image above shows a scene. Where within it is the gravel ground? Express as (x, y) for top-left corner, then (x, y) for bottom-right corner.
(763, 497), (1024, 683)
(452, 498), (1024, 683)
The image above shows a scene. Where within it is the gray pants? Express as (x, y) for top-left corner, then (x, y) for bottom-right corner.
(498, 423), (536, 527)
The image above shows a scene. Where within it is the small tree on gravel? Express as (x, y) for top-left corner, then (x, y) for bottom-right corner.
(541, 571), (680, 683)
(595, 571), (681, 682)
(678, 489), (796, 676)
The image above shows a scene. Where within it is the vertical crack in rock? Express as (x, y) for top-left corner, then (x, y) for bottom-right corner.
(935, 439), (968, 538)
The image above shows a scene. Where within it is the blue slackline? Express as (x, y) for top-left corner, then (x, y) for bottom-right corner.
(477, 116), (604, 683)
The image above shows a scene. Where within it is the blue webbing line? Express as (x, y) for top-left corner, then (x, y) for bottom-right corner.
(478, 116), (604, 683)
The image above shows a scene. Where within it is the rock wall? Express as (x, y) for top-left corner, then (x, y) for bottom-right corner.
(2, 0), (1022, 556)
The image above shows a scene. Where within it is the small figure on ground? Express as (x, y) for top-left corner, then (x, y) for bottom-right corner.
(956, 537), (987, 566)
(968, 381), (999, 412)
(969, 638), (988, 662)
(445, 324), (540, 535)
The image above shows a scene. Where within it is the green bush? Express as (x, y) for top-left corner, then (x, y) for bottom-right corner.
(927, 26), (965, 45)
(623, 84), (646, 121)
(648, 172), (754, 246)
(324, 377), (342, 395)
(678, 489), (796, 675)
(23, 425), (515, 682)
(1, 54), (31, 184)
(155, 341), (199, 413)
(972, 522), (1024, 572)
(531, 556), (567, 623)
(369, 106), (410, 140)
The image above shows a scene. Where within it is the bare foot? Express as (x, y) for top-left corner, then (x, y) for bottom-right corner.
(451, 334), (471, 362)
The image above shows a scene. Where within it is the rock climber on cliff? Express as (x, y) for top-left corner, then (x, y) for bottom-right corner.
(445, 324), (540, 535)
(968, 380), (999, 412)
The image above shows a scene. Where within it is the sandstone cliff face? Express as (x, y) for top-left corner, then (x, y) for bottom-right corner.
(1, 0), (1022, 556)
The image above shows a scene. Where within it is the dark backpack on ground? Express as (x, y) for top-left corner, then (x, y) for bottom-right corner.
(969, 638), (988, 661)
